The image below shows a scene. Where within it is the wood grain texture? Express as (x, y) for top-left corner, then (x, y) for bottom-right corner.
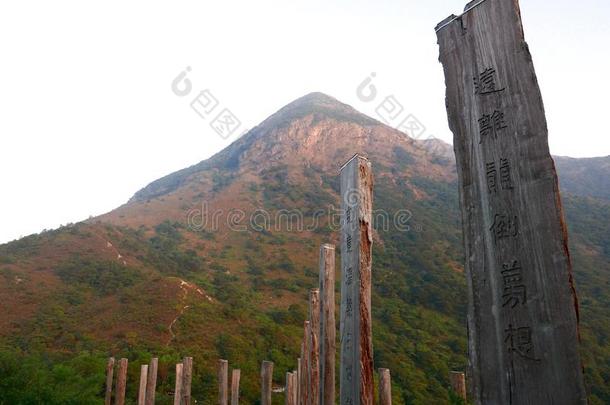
(182, 357), (193, 405)
(115, 358), (128, 405)
(261, 360), (273, 405)
(318, 244), (336, 405)
(285, 372), (296, 405)
(339, 155), (374, 405)
(378, 369), (391, 405)
(436, 0), (586, 403)
(104, 357), (115, 405)
(231, 369), (241, 405)
(138, 365), (148, 405)
(308, 289), (321, 405)
(449, 371), (467, 401)
(302, 322), (310, 405)
(145, 358), (158, 405)
(174, 363), (183, 405)
(218, 359), (229, 405)
(297, 358), (302, 405)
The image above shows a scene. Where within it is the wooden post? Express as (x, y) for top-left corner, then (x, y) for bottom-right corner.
(138, 364), (148, 405)
(285, 372), (295, 405)
(261, 360), (273, 405)
(296, 358), (302, 405)
(105, 357), (115, 405)
(318, 244), (336, 405)
(292, 372), (299, 405)
(308, 289), (320, 405)
(435, 1), (586, 403)
(145, 358), (158, 405)
(218, 359), (229, 405)
(449, 371), (466, 401)
(231, 369), (241, 405)
(174, 363), (184, 405)
(115, 358), (128, 405)
(302, 322), (310, 405)
(378, 369), (391, 405)
(182, 357), (193, 405)
(339, 154), (374, 405)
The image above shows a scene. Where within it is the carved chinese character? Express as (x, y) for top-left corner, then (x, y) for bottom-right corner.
(474, 67), (505, 95)
(345, 267), (353, 286)
(504, 324), (540, 361)
(479, 110), (508, 143)
(501, 260), (526, 307)
(490, 213), (519, 241)
(346, 234), (352, 252)
(345, 296), (353, 317)
(346, 207), (352, 224)
(499, 158), (514, 190)
(486, 162), (497, 194)
(345, 365), (353, 382)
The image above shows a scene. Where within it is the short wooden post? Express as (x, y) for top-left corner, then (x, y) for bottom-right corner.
(292, 372), (299, 405)
(308, 289), (320, 405)
(261, 360), (273, 405)
(285, 371), (295, 405)
(182, 357), (193, 405)
(339, 155), (374, 405)
(296, 358), (302, 405)
(449, 371), (466, 401)
(115, 358), (128, 405)
(318, 244), (336, 405)
(105, 357), (115, 405)
(231, 369), (241, 405)
(378, 368), (391, 405)
(302, 323), (310, 405)
(145, 358), (158, 405)
(174, 363), (184, 405)
(138, 364), (148, 405)
(218, 359), (229, 405)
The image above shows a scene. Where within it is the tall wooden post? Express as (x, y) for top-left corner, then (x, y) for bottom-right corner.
(138, 364), (148, 405)
(302, 322), (310, 405)
(339, 154), (374, 405)
(115, 358), (128, 405)
(449, 371), (466, 401)
(378, 369), (391, 405)
(318, 244), (336, 405)
(308, 289), (320, 405)
(105, 357), (115, 405)
(145, 358), (158, 405)
(285, 372), (295, 405)
(231, 369), (241, 405)
(261, 360), (273, 405)
(219, 359), (229, 405)
(292, 372), (299, 405)
(174, 363), (184, 405)
(435, 1), (587, 403)
(182, 357), (193, 405)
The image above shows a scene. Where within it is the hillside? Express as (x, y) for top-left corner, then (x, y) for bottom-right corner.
(0, 93), (608, 404)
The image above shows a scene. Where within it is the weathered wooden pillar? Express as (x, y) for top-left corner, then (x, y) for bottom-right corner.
(174, 363), (184, 405)
(105, 357), (115, 405)
(302, 322), (310, 405)
(296, 358), (302, 405)
(449, 371), (466, 401)
(378, 369), (391, 405)
(138, 364), (148, 405)
(318, 244), (336, 405)
(286, 372), (295, 405)
(292, 372), (299, 405)
(145, 358), (158, 405)
(339, 154), (374, 405)
(308, 289), (321, 405)
(231, 369), (241, 405)
(218, 359), (229, 405)
(182, 357), (193, 405)
(261, 360), (273, 405)
(435, 1), (587, 404)
(115, 358), (128, 405)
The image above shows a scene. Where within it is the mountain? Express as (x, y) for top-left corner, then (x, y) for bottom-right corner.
(0, 93), (608, 404)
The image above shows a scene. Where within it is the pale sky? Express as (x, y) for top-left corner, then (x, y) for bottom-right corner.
(1, 0), (609, 244)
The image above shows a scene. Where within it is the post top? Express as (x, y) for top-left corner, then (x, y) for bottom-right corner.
(339, 153), (369, 172)
(321, 243), (335, 250)
(434, 0), (489, 33)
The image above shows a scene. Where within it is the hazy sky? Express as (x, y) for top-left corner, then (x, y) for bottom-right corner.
(1, 0), (609, 244)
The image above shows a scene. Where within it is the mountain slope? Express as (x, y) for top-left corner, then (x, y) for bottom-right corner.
(0, 93), (608, 404)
